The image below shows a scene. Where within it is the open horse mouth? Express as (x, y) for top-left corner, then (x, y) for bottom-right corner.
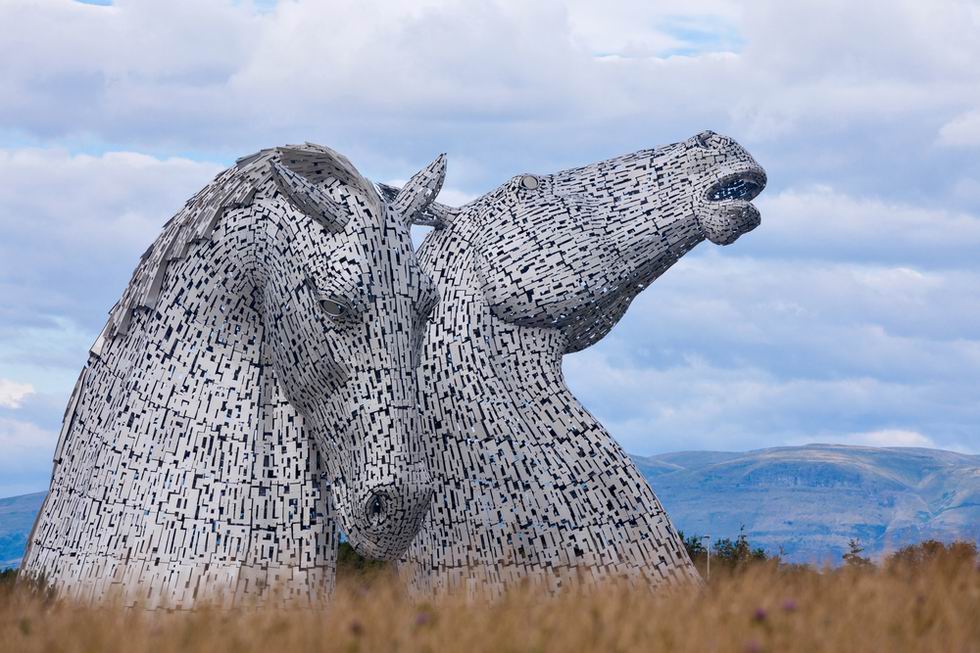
(705, 169), (767, 203)
(697, 166), (767, 245)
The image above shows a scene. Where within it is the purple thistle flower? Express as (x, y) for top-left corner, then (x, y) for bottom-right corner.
(752, 607), (768, 622)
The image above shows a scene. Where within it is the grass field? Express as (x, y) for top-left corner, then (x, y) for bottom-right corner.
(1, 544), (978, 653)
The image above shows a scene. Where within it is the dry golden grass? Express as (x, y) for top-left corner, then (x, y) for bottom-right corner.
(2, 557), (978, 653)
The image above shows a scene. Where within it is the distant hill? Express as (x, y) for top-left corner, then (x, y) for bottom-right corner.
(2, 445), (978, 568)
(635, 444), (980, 563)
(0, 491), (45, 569)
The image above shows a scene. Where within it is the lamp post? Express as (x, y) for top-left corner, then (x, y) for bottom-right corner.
(700, 535), (711, 582)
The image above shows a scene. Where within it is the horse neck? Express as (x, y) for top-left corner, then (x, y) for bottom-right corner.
(82, 235), (325, 513)
(92, 238), (267, 430)
(420, 224), (603, 443)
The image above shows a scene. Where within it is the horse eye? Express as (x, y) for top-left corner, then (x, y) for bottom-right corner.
(319, 298), (348, 318)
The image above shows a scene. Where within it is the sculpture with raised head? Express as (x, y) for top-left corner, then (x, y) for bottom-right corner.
(396, 130), (767, 595)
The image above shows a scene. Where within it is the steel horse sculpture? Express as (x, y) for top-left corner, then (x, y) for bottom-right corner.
(397, 130), (767, 595)
(24, 143), (445, 608)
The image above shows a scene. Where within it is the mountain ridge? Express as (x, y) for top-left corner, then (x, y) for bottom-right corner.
(633, 443), (980, 562)
(0, 491), (45, 569)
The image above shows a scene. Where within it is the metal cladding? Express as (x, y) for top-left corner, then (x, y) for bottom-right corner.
(398, 131), (767, 596)
(23, 143), (444, 608)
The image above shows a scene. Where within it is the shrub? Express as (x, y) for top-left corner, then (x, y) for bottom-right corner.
(885, 540), (978, 574)
(336, 541), (388, 579)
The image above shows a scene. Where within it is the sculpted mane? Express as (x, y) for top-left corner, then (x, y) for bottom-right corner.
(102, 142), (369, 342)
(103, 150), (271, 340)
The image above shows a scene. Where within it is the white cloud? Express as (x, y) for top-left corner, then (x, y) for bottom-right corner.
(0, 379), (34, 409)
(846, 429), (936, 448)
(0, 148), (222, 252)
(0, 417), (52, 450)
(0, 0), (977, 168)
(751, 184), (980, 250)
(0, 316), (95, 400)
(563, 348), (967, 455)
(747, 185), (980, 264)
(563, 0), (743, 58)
(952, 176), (980, 204)
(938, 111), (980, 147)
(606, 253), (980, 362)
(562, 249), (980, 455)
(791, 428), (941, 449)
(0, 417), (57, 497)
(0, 147), (223, 335)
(565, 347), (979, 456)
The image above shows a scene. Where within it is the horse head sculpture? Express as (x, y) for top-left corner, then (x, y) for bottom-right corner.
(25, 143), (444, 606)
(398, 131), (766, 595)
(260, 146), (443, 560)
(471, 129), (765, 351)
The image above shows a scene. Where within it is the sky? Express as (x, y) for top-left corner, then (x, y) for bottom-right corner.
(1, 0), (979, 497)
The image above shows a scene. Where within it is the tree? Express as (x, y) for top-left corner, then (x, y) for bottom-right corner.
(842, 538), (873, 568)
(885, 539), (978, 572)
(678, 531), (707, 561)
(713, 526), (768, 570)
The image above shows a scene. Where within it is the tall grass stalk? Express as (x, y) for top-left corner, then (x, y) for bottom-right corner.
(1, 553), (978, 652)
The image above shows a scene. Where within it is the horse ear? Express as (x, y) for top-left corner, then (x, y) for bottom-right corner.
(378, 182), (458, 228)
(393, 154), (447, 225)
(270, 160), (349, 233)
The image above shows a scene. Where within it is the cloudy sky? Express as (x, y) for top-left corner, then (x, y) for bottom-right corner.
(1, 0), (978, 497)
